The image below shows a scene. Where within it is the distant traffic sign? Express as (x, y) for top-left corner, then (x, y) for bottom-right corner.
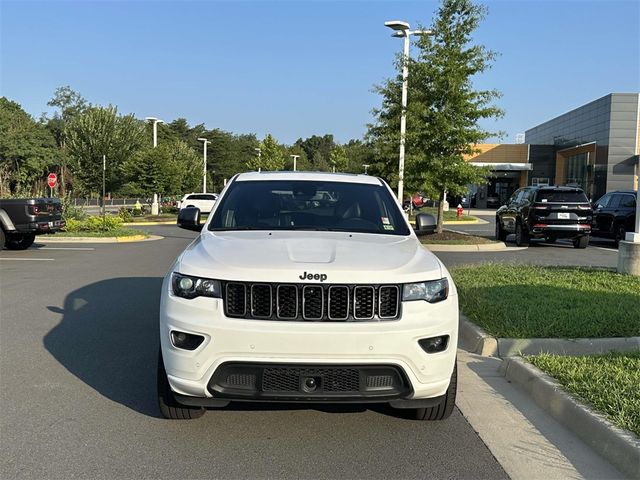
(47, 173), (57, 188)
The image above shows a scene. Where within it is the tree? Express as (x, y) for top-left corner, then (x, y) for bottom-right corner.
(294, 134), (335, 171)
(122, 141), (200, 197)
(65, 106), (146, 194)
(44, 86), (89, 195)
(247, 134), (285, 171)
(369, 0), (503, 232)
(0, 98), (59, 196)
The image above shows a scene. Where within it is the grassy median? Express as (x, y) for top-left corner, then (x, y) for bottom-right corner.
(409, 208), (476, 222)
(420, 231), (495, 245)
(451, 264), (640, 338)
(528, 352), (640, 436)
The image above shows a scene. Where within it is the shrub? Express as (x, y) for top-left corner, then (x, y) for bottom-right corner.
(63, 215), (123, 232)
(117, 207), (133, 222)
(61, 193), (86, 221)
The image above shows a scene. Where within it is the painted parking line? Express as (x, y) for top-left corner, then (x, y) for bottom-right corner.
(593, 247), (617, 253)
(37, 247), (95, 251)
(0, 258), (55, 261)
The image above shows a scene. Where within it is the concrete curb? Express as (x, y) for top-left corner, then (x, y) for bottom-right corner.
(458, 315), (640, 357)
(36, 235), (163, 244)
(424, 241), (507, 252)
(442, 218), (488, 225)
(500, 356), (640, 479)
(122, 221), (176, 226)
(458, 316), (499, 355)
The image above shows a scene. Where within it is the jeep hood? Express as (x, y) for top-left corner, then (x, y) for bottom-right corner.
(176, 230), (443, 284)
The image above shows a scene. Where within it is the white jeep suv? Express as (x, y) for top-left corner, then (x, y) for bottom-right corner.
(159, 172), (458, 420)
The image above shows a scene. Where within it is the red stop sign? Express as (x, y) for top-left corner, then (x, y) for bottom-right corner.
(47, 173), (57, 188)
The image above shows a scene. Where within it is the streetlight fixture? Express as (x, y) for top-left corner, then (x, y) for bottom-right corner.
(362, 164), (370, 174)
(145, 117), (164, 147)
(384, 20), (433, 204)
(197, 138), (211, 193)
(290, 154), (300, 172)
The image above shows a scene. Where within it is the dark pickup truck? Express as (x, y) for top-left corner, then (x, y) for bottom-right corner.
(0, 198), (65, 250)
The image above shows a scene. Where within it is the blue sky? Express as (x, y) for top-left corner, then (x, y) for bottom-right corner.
(1, 0), (639, 144)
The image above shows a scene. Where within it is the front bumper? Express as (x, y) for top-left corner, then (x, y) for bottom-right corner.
(160, 277), (458, 404)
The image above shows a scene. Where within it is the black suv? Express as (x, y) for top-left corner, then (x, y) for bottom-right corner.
(495, 186), (592, 248)
(591, 190), (637, 245)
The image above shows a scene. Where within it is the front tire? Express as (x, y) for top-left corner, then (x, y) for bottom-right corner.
(573, 235), (589, 249)
(614, 224), (626, 246)
(414, 363), (457, 421)
(515, 222), (529, 247)
(157, 350), (205, 420)
(5, 233), (35, 250)
(495, 218), (507, 241)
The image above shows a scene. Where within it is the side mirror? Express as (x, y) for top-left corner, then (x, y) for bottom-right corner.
(415, 213), (437, 235)
(177, 207), (203, 231)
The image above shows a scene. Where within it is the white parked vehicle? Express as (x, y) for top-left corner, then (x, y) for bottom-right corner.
(160, 172), (458, 420)
(177, 193), (218, 214)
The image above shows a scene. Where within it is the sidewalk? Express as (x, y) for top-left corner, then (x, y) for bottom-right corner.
(457, 350), (624, 479)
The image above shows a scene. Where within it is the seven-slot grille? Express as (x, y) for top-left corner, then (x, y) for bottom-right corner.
(224, 282), (400, 321)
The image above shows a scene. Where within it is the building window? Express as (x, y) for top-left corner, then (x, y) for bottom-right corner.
(532, 177), (550, 186)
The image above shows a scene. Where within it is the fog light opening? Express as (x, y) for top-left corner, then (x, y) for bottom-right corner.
(170, 330), (205, 351)
(418, 335), (449, 354)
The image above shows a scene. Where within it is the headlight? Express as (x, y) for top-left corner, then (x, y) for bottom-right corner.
(403, 278), (449, 303)
(171, 273), (221, 299)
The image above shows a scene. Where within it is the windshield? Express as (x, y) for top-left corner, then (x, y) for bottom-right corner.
(209, 180), (410, 235)
(534, 189), (589, 203)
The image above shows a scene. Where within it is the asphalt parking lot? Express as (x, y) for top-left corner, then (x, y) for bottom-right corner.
(1, 226), (510, 480)
(441, 210), (619, 268)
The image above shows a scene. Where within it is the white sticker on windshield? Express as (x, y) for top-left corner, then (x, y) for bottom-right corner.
(381, 217), (390, 224)
(541, 199), (548, 202)
(383, 224), (395, 230)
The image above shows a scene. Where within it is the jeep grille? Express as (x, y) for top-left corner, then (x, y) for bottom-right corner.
(223, 282), (400, 322)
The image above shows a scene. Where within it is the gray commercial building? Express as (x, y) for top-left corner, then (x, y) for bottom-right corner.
(525, 93), (639, 201)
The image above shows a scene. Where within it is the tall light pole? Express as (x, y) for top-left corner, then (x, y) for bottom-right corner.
(145, 117), (164, 147)
(254, 147), (261, 172)
(290, 154), (299, 172)
(362, 164), (370, 174)
(384, 20), (433, 204)
(197, 138), (211, 193)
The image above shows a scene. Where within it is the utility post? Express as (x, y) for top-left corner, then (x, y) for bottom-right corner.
(290, 154), (300, 172)
(102, 155), (106, 231)
(197, 138), (211, 193)
(384, 20), (433, 204)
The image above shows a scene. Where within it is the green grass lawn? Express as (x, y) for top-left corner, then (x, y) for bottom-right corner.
(528, 352), (640, 436)
(451, 264), (640, 338)
(410, 207), (476, 222)
(420, 232), (495, 245)
(47, 229), (148, 238)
